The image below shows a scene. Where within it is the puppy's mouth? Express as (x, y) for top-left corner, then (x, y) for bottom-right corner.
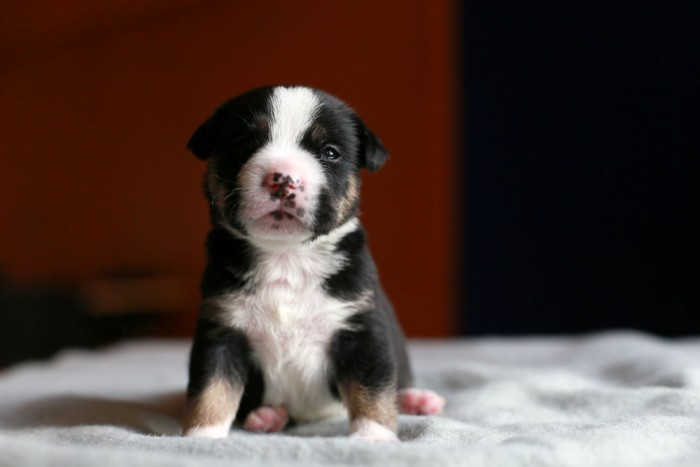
(267, 207), (306, 222)
(245, 207), (311, 240)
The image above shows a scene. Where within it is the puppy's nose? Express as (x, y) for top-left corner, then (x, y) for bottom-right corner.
(264, 171), (301, 199)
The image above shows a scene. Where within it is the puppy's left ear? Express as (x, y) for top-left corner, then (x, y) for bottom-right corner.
(355, 116), (389, 172)
(187, 109), (223, 160)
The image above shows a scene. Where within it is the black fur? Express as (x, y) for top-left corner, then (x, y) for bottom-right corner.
(199, 227), (255, 297)
(188, 87), (274, 161)
(329, 309), (397, 394)
(324, 229), (375, 300)
(187, 319), (251, 399)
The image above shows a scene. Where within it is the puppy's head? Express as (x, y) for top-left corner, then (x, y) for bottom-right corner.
(188, 86), (388, 243)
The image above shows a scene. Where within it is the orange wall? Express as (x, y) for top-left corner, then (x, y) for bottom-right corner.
(0, 1), (458, 336)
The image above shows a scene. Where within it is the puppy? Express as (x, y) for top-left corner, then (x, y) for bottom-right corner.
(182, 86), (444, 442)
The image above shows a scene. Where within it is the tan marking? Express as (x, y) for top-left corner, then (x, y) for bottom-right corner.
(340, 380), (398, 432)
(254, 114), (270, 134)
(182, 377), (242, 433)
(337, 175), (359, 223)
(309, 122), (327, 144)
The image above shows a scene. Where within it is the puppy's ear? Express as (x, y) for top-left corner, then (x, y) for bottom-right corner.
(355, 116), (389, 172)
(187, 109), (222, 160)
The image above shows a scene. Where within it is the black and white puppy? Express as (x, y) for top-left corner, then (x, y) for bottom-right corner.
(183, 85), (444, 442)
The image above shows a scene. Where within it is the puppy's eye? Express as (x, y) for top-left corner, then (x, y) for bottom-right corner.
(320, 146), (340, 161)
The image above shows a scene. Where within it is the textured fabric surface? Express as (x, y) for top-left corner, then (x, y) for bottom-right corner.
(1, 331), (700, 466)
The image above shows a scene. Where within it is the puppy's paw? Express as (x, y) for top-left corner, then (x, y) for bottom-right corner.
(349, 419), (399, 443)
(398, 388), (445, 415)
(183, 423), (231, 439)
(243, 406), (288, 433)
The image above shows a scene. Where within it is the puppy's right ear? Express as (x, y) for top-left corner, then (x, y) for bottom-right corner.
(354, 115), (389, 172)
(187, 110), (222, 160)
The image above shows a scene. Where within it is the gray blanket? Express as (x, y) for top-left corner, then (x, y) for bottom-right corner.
(1, 331), (700, 466)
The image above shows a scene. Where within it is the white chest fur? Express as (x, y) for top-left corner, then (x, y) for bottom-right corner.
(214, 222), (364, 421)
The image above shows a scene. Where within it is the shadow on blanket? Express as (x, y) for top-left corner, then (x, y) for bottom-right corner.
(5, 392), (186, 436)
(4, 393), (374, 439)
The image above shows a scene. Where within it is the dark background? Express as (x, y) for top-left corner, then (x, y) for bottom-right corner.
(463, 1), (700, 335)
(1, 0), (457, 366)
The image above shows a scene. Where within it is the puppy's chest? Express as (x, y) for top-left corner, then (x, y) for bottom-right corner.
(220, 247), (356, 371)
(219, 248), (358, 418)
(233, 285), (346, 352)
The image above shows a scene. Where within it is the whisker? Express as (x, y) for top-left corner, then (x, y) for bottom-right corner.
(223, 189), (239, 202)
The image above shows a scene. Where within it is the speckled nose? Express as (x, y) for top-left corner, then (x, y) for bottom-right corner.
(264, 171), (301, 199)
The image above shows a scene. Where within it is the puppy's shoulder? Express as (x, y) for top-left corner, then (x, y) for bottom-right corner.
(324, 223), (381, 302)
(201, 227), (255, 297)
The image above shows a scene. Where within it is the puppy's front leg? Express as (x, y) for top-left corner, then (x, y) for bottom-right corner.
(332, 320), (399, 442)
(183, 320), (250, 439)
(340, 380), (399, 442)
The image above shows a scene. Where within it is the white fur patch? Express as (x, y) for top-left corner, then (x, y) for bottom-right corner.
(213, 219), (367, 422)
(349, 419), (399, 443)
(268, 86), (319, 146)
(184, 423), (231, 439)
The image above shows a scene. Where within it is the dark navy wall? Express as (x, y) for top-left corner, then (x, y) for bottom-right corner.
(462, 2), (700, 335)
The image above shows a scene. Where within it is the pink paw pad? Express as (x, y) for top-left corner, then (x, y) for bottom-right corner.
(398, 388), (445, 415)
(243, 406), (288, 433)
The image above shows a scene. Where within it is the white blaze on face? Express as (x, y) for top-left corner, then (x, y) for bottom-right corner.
(237, 87), (327, 242)
(269, 86), (319, 146)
